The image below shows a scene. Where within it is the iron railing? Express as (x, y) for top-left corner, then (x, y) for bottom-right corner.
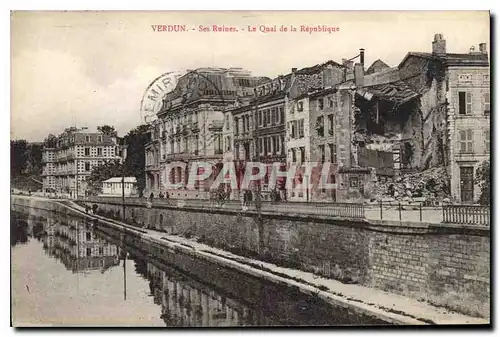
(86, 196), (365, 219)
(442, 204), (490, 226)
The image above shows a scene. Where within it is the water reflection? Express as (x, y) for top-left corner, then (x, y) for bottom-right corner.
(11, 206), (386, 327)
(42, 216), (120, 274)
(143, 260), (246, 326)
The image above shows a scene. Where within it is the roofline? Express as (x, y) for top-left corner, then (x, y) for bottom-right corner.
(398, 52), (489, 69)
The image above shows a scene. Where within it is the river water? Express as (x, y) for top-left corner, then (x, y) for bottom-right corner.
(11, 206), (387, 327)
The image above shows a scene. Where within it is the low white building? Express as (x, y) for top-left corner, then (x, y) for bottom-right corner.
(102, 177), (137, 196)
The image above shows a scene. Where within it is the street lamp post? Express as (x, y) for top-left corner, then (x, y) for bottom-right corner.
(120, 140), (128, 222)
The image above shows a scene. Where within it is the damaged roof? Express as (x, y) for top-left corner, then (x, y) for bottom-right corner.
(295, 60), (344, 74)
(399, 52), (489, 67)
(358, 80), (420, 105)
(366, 59), (390, 74)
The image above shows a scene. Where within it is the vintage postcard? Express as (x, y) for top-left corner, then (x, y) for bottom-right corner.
(10, 11), (490, 327)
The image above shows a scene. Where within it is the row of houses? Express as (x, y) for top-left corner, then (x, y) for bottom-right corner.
(144, 34), (490, 204)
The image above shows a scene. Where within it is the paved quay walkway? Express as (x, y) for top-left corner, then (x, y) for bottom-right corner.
(62, 199), (488, 326)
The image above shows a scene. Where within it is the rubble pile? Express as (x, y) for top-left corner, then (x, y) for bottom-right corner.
(372, 167), (451, 204)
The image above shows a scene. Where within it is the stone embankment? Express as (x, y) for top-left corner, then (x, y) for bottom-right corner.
(11, 195), (490, 325)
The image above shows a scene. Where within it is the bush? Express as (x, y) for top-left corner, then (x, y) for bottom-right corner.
(475, 160), (490, 205)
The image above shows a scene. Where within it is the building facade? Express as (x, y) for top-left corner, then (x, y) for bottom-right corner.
(399, 34), (490, 203)
(145, 68), (267, 198)
(285, 61), (347, 201)
(102, 177), (137, 197)
(41, 128), (121, 198)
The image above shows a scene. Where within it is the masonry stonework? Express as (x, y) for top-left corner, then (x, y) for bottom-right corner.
(69, 197), (491, 319)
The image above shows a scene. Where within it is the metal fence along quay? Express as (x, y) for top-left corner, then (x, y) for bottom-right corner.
(81, 195), (491, 226)
(442, 204), (490, 226)
(84, 196), (366, 219)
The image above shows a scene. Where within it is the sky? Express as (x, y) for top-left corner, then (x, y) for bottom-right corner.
(10, 10), (489, 142)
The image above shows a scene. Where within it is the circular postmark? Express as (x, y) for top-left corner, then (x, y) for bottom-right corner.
(140, 71), (183, 124)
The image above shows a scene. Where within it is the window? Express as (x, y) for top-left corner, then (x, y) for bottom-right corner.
(291, 149), (296, 163)
(85, 136), (90, 142)
(86, 247), (92, 257)
(483, 74), (490, 84)
(298, 119), (304, 138)
(349, 177), (359, 188)
(86, 232), (91, 241)
(260, 138), (265, 155)
(318, 98), (324, 110)
(299, 147), (305, 163)
(235, 118), (239, 135)
(98, 247), (103, 255)
(279, 106), (284, 124)
(290, 121), (297, 139)
(485, 130), (490, 153)
(328, 97), (334, 108)
(459, 129), (473, 153)
(272, 136), (277, 154)
(458, 74), (472, 84)
(97, 136), (102, 142)
(319, 145), (325, 163)
(267, 137), (272, 154)
(184, 136), (189, 153)
(84, 147), (90, 156)
(85, 162), (90, 171)
(458, 92), (472, 115)
(225, 114), (230, 130)
(226, 136), (232, 151)
(275, 136), (281, 154)
(297, 101), (303, 112)
(242, 117), (246, 133)
(97, 148), (102, 156)
(271, 108), (276, 124)
(328, 115), (334, 136)
(316, 116), (324, 137)
(259, 111), (263, 126)
(484, 92), (490, 114)
(329, 143), (337, 164)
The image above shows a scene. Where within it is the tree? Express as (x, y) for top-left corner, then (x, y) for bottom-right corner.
(475, 160), (490, 205)
(43, 134), (58, 148)
(11, 139), (28, 177)
(97, 125), (118, 137)
(26, 143), (43, 175)
(123, 124), (150, 193)
(86, 159), (123, 195)
(85, 124), (149, 195)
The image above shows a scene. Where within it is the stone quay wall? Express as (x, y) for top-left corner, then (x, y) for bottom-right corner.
(12, 195), (490, 318)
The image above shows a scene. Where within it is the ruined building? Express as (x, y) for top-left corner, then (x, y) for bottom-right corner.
(348, 34), (490, 203)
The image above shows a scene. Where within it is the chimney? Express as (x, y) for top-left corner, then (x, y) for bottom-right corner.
(432, 33), (446, 56)
(479, 43), (488, 54)
(359, 48), (365, 66)
(291, 68), (297, 73)
(354, 63), (364, 87)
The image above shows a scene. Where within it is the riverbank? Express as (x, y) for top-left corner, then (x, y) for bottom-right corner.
(11, 195), (489, 325)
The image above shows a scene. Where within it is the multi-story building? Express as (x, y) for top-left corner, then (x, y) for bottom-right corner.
(145, 68), (267, 198)
(285, 60), (347, 201)
(398, 34), (490, 203)
(226, 75), (291, 200)
(41, 127), (121, 198)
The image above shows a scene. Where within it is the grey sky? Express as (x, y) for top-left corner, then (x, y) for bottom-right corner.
(11, 11), (489, 141)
